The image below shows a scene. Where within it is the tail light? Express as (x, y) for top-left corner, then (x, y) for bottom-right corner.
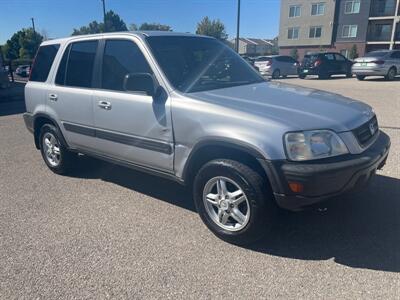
(314, 59), (322, 67)
(371, 60), (385, 65)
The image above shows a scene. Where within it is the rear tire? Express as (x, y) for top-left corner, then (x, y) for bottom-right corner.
(356, 75), (365, 81)
(346, 71), (353, 78)
(193, 159), (277, 245)
(39, 124), (77, 174)
(299, 74), (306, 79)
(272, 69), (280, 79)
(385, 67), (396, 81)
(318, 71), (330, 80)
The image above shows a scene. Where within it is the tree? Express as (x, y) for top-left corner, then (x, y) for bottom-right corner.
(72, 10), (127, 35)
(3, 28), (43, 60)
(103, 10), (127, 32)
(138, 22), (172, 31)
(349, 44), (359, 59)
(72, 21), (102, 36)
(290, 48), (299, 60)
(129, 23), (138, 31)
(196, 17), (227, 40)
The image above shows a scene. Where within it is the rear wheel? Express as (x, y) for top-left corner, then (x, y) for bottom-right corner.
(193, 159), (277, 245)
(39, 124), (77, 174)
(272, 69), (280, 79)
(318, 71), (330, 80)
(356, 75), (365, 81)
(299, 74), (306, 79)
(385, 67), (396, 81)
(346, 71), (353, 78)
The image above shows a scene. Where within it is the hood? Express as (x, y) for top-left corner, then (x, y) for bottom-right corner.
(189, 81), (374, 132)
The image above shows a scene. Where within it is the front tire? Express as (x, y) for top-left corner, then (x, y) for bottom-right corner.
(385, 67), (396, 81)
(39, 124), (76, 174)
(272, 69), (280, 79)
(193, 159), (277, 245)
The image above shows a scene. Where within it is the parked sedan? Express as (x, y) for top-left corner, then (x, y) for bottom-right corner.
(299, 52), (353, 79)
(15, 65), (30, 77)
(352, 50), (400, 81)
(254, 55), (299, 79)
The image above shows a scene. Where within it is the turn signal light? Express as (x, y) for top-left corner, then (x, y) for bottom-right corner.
(288, 182), (304, 193)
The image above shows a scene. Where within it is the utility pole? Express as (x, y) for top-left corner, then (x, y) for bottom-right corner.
(31, 17), (36, 33)
(235, 0), (241, 53)
(101, 0), (107, 31)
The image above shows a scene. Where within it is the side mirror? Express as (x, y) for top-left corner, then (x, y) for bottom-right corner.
(123, 73), (158, 97)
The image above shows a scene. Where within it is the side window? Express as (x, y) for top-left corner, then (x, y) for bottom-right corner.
(324, 54), (335, 61)
(390, 51), (400, 59)
(30, 44), (60, 82)
(55, 44), (71, 85)
(64, 41), (98, 88)
(335, 54), (346, 61)
(101, 40), (153, 91)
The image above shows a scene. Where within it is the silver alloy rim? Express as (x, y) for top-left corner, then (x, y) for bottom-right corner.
(42, 132), (61, 167)
(203, 176), (250, 232)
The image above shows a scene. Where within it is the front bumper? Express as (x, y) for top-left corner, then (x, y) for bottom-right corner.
(260, 131), (391, 211)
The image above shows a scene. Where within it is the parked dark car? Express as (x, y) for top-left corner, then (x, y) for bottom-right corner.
(299, 52), (353, 79)
(15, 65), (31, 77)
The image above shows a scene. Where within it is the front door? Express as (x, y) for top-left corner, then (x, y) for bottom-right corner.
(92, 38), (174, 172)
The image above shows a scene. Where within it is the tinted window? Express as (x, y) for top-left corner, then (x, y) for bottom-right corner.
(324, 54), (335, 61)
(390, 51), (400, 59)
(55, 44), (71, 85)
(102, 40), (153, 91)
(146, 36), (264, 93)
(335, 54), (346, 61)
(365, 51), (388, 57)
(255, 56), (270, 62)
(65, 41), (98, 88)
(30, 44), (60, 82)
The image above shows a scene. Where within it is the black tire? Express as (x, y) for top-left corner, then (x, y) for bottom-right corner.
(39, 123), (77, 174)
(282, 75), (287, 78)
(193, 159), (277, 245)
(346, 71), (353, 78)
(356, 75), (365, 81)
(299, 74), (306, 79)
(385, 67), (396, 81)
(272, 69), (280, 79)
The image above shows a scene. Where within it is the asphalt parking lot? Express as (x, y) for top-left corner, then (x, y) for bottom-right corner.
(0, 78), (399, 299)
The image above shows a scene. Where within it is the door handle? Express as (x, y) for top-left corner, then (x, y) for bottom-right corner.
(49, 94), (58, 101)
(98, 100), (112, 110)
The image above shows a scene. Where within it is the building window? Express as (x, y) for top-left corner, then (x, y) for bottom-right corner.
(289, 5), (301, 17)
(309, 26), (322, 38)
(342, 25), (358, 38)
(345, 0), (360, 14)
(311, 3), (325, 15)
(288, 27), (300, 39)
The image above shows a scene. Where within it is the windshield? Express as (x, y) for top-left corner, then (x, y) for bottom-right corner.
(146, 36), (264, 93)
(365, 51), (388, 57)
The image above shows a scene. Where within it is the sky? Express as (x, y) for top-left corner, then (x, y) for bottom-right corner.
(0, 0), (280, 44)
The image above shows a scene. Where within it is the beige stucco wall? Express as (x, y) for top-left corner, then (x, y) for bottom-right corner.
(279, 0), (337, 47)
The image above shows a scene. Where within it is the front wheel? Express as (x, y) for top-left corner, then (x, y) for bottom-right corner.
(299, 74), (306, 79)
(356, 75), (365, 81)
(193, 159), (277, 245)
(272, 69), (280, 79)
(385, 67), (396, 81)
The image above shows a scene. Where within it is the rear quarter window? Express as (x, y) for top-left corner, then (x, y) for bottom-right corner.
(30, 44), (60, 82)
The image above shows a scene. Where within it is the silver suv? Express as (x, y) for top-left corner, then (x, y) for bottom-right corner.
(23, 32), (390, 244)
(254, 55), (299, 78)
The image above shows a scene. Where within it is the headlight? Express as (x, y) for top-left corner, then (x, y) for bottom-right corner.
(284, 130), (348, 161)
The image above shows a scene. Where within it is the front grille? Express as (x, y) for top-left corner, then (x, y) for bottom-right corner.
(352, 116), (378, 147)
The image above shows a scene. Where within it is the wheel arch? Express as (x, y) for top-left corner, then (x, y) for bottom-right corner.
(181, 139), (272, 188)
(33, 113), (68, 150)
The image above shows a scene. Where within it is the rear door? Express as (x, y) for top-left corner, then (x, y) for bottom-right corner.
(92, 38), (174, 172)
(323, 53), (337, 74)
(47, 39), (99, 150)
(334, 53), (348, 74)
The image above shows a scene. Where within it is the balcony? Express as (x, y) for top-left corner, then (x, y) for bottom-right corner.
(370, 0), (397, 17)
(367, 21), (393, 41)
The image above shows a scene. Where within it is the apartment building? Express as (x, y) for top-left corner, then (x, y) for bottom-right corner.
(230, 38), (277, 56)
(279, 0), (400, 59)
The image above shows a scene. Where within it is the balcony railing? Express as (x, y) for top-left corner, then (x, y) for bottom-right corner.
(370, 0), (397, 17)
